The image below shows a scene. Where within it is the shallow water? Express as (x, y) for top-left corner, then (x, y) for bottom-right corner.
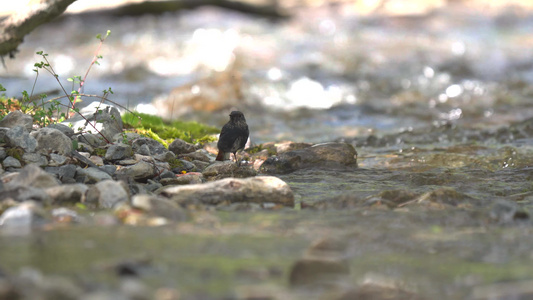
(2, 2), (533, 299)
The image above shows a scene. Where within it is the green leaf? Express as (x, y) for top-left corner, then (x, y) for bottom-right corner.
(96, 33), (102, 39)
(0, 84), (5, 92)
(72, 140), (79, 151)
(36, 51), (43, 55)
(67, 78), (73, 82)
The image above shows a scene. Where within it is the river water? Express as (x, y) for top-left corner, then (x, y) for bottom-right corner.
(2, 2), (533, 299)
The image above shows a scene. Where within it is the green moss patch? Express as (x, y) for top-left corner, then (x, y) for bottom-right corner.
(122, 112), (218, 146)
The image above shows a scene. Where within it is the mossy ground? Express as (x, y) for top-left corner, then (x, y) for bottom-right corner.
(122, 112), (218, 147)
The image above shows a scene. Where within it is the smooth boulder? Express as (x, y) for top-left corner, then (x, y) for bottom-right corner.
(158, 176), (294, 206)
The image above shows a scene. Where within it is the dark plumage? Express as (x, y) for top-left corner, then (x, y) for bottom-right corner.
(216, 111), (249, 161)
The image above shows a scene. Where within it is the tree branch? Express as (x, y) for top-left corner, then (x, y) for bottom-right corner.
(0, 0), (76, 58)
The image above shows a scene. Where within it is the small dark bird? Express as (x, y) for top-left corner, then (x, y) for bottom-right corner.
(216, 111), (249, 162)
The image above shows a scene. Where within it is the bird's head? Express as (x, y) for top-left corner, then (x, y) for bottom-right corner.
(229, 111), (245, 122)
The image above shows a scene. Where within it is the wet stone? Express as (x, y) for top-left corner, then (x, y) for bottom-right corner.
(490, 200), (529, 224)
(289, 257), (350, 288)
(131, 194), (188, 221)
(52, 207), (83, 224)
(260, 142), (358, 174)
(158, 176), (294, 206)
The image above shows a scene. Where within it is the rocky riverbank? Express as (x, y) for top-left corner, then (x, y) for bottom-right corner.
(0, 104), (358, 226)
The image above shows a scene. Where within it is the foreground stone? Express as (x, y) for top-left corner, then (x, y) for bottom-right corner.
(202, 161), (257, 181)
(260, 142), (358, 174)
(157, 176), (294, 206)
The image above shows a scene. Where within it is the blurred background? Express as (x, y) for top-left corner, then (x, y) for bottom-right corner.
(1, 0), (533, 144)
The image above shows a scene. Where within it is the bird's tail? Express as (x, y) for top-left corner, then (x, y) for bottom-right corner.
(215, 151), (226, 161)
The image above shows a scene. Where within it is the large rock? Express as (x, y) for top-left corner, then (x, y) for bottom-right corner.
(169, 138), (197, 155)
(115, 161), (157, 182)
(260, 142), (358, 174)
(0, 110), (33, 131)
(86, 180), (129, 208)
(5, 126), (37, 153)
(31, 127), (73, 155)
(158, 176), (294, 206)
(202, 161), (257, 181)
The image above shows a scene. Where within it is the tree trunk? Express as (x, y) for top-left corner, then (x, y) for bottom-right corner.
(0, 0), (76, 58)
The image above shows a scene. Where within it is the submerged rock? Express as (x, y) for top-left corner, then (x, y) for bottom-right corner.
(260, 142), (358, 174)
(158, 176), (294, 206)
(131, 194), (188, 221)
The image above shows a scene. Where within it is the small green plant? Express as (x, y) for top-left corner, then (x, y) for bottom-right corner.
(0, 30), (135, 145)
